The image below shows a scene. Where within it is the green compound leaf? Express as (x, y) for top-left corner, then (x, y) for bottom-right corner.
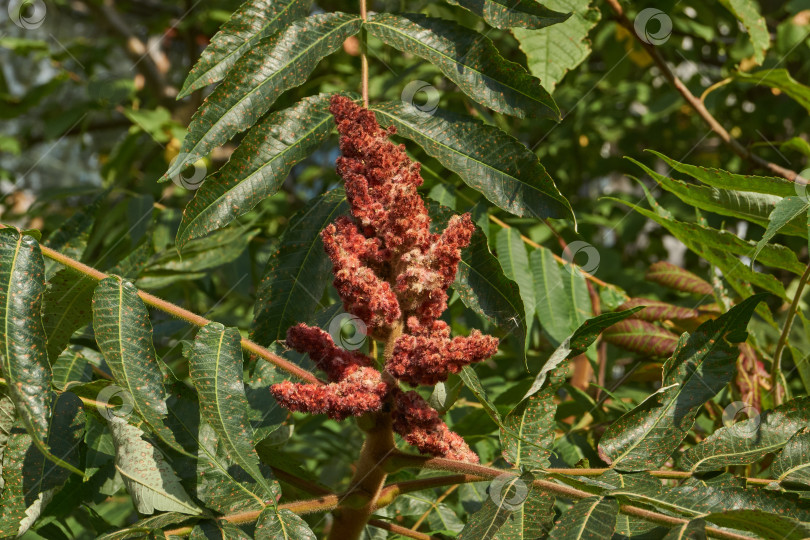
(721, 0), (770, 65)
(92, 277), (184, 454)
(372, 101), (573, 221)
(189, 323), (278, 499)
(531, 247), (570, 345)
(772, 428), (810, 487)
(176, 93), (338, 249)
(254, 507), (317, 539)
(446, 0), (570, 29)
(252, 189), (347, 346)
(365, 14), (559, 119)
(598, 294), (766, 471)
(681, 396), (810, 472)
(41, 268), (96, 363)
(178, 0), (313, 98)
(107, 416), (201, 515)
(513, 0), (600, 92)
(165, 13), (362, 180)
(496, 227), (535, 345)
(547, 496), (619, 540)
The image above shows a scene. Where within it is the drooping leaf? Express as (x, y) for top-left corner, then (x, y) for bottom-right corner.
(616, 298), (699, 322)
(459, 365), (502, 424)
(772, 428), (810, 487)
(645, 261), (713, 296)
(178, 0), (313, 98)
(752, 196), (809, 264)
(512, 0), (600, 92)
(188, 323), (278, 499)
(547, 496), (619, 540)
(176, 94), (338, 248)
(365, 14), (559, 119)
(254, 507), (317, 539)
(602, 319), (679, 358)
(598, 295), (766, 471)
(0, 230), (52, 444)
(496, 227), (535, 345)
(524, 308), (643, 399)
(372, 102), (573, 221)
(41, 268), (96, 363)
(429, 202), (527, 361)
(530, 247), (570, 345)
(252, 189), (347, 345)
(107, 415), (201, 515)
(704, 509), (810, 540)
(681, 396), (810, 472)
(501, 385), (557, 469)
(165, 13), (362, 179)
(92, 277), (183, 453)
(647, 150), (795, 197)
(720, 0), (769, 64)
(735, 69), (810, 112)
(493, 488), (555, 539)
(446, 0), (569, 29)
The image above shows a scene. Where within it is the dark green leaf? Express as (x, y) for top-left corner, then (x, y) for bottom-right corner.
(662, 519), (707, 540)
(772, 428), (810, 487)
(598, 295), (766, 471)
(190, 520), (252, 539)
(704, 509), (810, 540)
(165, 13), (361, 179)
(51, 347), (92, 390)
(753, 196), (809, 264)
(530, 247), (570, 345)
(458, 472), (536, 539)
(254, 507), (316, 539)
(178, 0), (313, 98)
(41, 268), (96, 363)
(547, 496), (618, 540)
(735, 69), (810, 112)
(43, 189), (106, 278)
(189, 323), (277, 498)
(496, 227), (535, 345)
(371, 102), (573, 221)
(512, 0), (600, 92)
(447, 0), (569, 29)
(252, 189), (348, 345)
(176, 94), (338, 248)
(365, 14), (559, 119)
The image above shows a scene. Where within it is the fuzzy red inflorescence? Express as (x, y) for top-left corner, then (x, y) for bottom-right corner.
(269, 95), (499, 463)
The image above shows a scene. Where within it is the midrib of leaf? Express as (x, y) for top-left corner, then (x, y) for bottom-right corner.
(193, 1), (303, 87)
(273, 195), (345, 337)
(777, 461), (810, 482)
(576, 498), (603, 538)
(688, 441), (787, 472)
(114, 464), (200, 514)
(368, 20), (540, 106)
(610, 335), (726, 466)
(165, 407), (265, 507)
(183, 18), (358, 162)
(372, 106), (552, 203)
(180, 113), (336, 237)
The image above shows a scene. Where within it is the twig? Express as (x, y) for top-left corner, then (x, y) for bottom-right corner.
(603, 0), (804, 182)
(2, 225), (323, 385)
(772, 263), (810, 404)
(367, 519), (438, 540)
(359, 0), (369, 107)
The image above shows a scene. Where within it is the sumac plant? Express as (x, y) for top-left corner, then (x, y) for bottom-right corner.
(5, 0), (810, 539)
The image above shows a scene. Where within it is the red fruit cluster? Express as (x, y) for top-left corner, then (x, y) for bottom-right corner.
(270, 96), (499, 462)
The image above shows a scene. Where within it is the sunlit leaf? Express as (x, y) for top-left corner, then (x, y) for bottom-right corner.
(447, 0), (569, 29)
